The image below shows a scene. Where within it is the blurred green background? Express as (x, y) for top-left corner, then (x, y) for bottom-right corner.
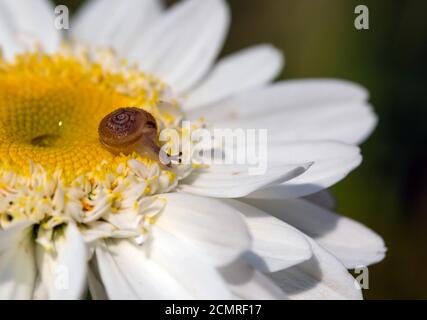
(58, 0), (427, 299)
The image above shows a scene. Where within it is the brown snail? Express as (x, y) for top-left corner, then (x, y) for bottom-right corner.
(98, 107), (181, 165)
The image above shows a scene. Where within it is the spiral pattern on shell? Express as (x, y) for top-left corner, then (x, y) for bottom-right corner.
(98, 107), (158, 151)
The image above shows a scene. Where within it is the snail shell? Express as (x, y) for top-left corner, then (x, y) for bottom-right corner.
(99, 107), (160, 157)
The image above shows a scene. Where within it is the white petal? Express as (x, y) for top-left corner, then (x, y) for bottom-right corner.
(0, 0), (60, 55)
(94, 242), (138, 300)
(128, 0), (230, 93)
(270, 237), (363, 300)
(97, 228), (233, 299)
(156, 193), (251, 266)
(0, 221), (34, 251)
(185, 45), (284, 110)
(72, 0), (163, 55)
(0, 10), (21, 59)
(247, 142), (362, 199)
(303, 190), (337, 210)
(191, 80), (376, 145)
(35, 223), (88, 299)
(219, 259), (287, 300)
(179, 162), (310, 198)
(87, 261), (108, 300)
(0, 222), (36, 299)
(221, 200), (312, 273)
(95, 239), (192, 299)
(150, 227), (233, 299)
(247, 197), (386, 268)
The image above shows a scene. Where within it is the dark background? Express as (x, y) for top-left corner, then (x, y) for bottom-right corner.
(57, 0), (427, 299)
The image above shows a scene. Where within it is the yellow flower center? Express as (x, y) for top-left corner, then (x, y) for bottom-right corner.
(0, 48), (170, 179)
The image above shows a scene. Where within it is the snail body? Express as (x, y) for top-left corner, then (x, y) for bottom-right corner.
(99, 107), (179, 165)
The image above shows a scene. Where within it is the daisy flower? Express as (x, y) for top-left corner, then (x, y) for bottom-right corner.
(0, 0), (386, 300)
